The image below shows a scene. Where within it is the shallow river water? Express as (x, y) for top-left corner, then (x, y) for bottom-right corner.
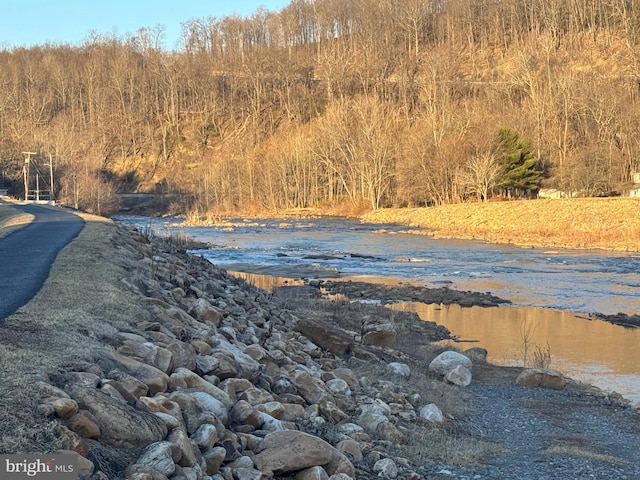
(115, 216), (640, 404)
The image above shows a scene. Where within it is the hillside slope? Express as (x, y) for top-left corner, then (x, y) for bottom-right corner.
(361, 198), (640, 251)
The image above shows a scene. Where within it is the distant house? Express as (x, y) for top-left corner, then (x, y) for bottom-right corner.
(538, 188), (576, 199)
(0, 188), (8, 196)
(631, 172), (640, 197)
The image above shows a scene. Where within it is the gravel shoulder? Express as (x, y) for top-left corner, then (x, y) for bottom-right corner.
(455, 368), (640, 479)
(318, 281), (640, 479)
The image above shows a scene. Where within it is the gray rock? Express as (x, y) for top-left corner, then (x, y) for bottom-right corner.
(386, 362), (410, 379)
(169, 391), (229, 434)
(335, 439), (363, 463)
(272, 377), (296, 395)
(232, 467), (263, 480)
(419, 403), (444, 424)
(64, 378), (167, 451)
(294, 317), (355, 356)
(296, 466), (330, 480)
(166, 340), (197, 371)
(373, 458), (398, 479)
(169, 368), (234, 409)
(136, 441), (176, 477)
(463, 347), (488, 363)
(195, 355), (220, 376)
(189, 298), (224, 326)
(325, 379), (351, 396)
(192, 424), (220, 451)
(203, 447), (227, 475)
(428, 351), (472, 377)
(445, 365), (472, 386)
(291, 370), (330, 405)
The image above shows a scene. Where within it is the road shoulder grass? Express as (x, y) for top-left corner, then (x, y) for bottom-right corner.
(0, 202), (34, 239)
(0, 213), (150, 453)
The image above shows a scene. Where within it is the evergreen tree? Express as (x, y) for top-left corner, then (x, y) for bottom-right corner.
(495, 128), (543, 198)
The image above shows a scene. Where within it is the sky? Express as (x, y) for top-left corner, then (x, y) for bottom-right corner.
(0, 0), (292, 50)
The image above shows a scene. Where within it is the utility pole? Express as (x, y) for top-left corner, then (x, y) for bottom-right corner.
(22, 151), (36, 201)
(49, 153), (55, 201)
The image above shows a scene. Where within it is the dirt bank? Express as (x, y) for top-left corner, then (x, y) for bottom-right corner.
(361, 198), (640, 252)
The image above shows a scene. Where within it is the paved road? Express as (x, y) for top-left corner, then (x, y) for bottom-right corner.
(0, 204), (84, 320)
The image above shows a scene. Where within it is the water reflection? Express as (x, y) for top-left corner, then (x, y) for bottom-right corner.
(228, 270), (640, 406)
(391, 302), (640, 406)
(230, 271), (304, 291)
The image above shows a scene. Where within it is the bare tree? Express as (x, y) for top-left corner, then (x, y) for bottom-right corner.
(462, 152), (501, 202)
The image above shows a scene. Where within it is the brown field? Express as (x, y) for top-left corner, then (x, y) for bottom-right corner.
(361, 198), (640, 251)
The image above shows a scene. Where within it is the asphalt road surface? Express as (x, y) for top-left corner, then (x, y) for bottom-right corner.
(0, 204), (84, 320)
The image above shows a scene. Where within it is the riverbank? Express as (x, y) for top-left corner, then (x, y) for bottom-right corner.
(176, 197), (640, 252)
(1, 214), (640, 479)
(361, 198), (640, 252)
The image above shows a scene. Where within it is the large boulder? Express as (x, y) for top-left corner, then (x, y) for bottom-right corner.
(133, 441), (176, 477)
(373, 458), (398, 479)
(428, 351), (472, 377)
(189, 298), (224, 326)
(166, 340), (197, 371)
(169, 368), (233, 409)
(357, 400), (391, 435)
(361, 316), (397, 348)
(445, 365), (472, 387)
(291, 370), (331, 405)
(169, 391), (229, 434)
(64, 378), (167, 450)
(386, 362), (410, 379)
(294, 317), (355, 356)
(252, 431), (354, 477)
(217, 338), (263, 381)
(463, 347), (488, 363)
(100, 351), (169, 395)
(516, 369), (566, 390)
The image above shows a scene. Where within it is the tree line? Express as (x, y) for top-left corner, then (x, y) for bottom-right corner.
(1, 0), (640, 215)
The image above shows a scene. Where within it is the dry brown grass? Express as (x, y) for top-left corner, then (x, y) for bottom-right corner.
(0, 212), (151, 454)
(0, 202), (34, 238)
(361, 198), (640, 251)
(540, 442), (627, 466)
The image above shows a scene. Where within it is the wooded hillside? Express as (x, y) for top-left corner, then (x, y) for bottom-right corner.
(2, 0), (640, 216)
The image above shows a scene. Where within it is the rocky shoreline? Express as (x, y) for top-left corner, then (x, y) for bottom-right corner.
(19, 222), (640, 479)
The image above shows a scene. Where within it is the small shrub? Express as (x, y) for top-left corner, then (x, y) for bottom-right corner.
(532, 342), (552, 369)
(520, 320), (552, 369)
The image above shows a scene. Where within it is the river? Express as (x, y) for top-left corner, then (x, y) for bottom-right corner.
(114, 216), (640, 405)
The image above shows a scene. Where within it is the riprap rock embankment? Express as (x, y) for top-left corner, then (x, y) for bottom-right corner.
(35, 224), (483, 480)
